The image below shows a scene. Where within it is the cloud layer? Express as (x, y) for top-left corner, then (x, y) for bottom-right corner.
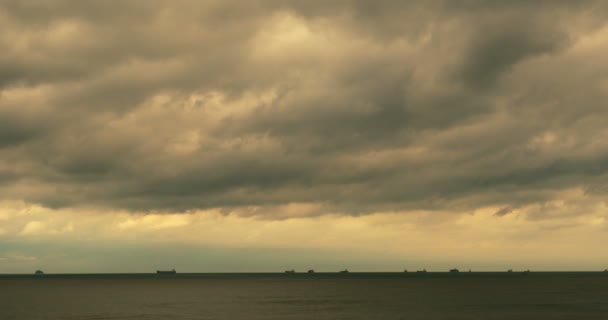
(2, 1), (608, 219)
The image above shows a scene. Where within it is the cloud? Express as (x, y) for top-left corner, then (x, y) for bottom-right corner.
(494, 206), (514, 217)
(0, 198), (606, 272)
(0, 253), (37, 262)
(117, 214), (190, 230)
(19, 220), (73, 236)
(0, 1), (608, 219)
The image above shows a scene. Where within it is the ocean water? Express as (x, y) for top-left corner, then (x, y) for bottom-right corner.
(1, 272), (607, 319)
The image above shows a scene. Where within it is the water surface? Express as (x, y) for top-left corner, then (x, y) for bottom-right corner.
(2, 272), (607, 319)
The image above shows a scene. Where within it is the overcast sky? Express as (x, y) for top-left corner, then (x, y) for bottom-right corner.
(1, 1), (608, 273)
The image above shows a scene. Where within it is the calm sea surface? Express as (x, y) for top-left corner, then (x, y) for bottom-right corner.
(1, 272), (607, 319)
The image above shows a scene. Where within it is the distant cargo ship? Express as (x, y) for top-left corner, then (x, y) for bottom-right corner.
(156, 269), (176, 275)
(339, 269), (349, 274)
(307, 269), (315, 273)
(34, 270), (44, 275)
(416, 269), (427, 273)
(449, 268), (459, 273)
(285, 269), (296, 274)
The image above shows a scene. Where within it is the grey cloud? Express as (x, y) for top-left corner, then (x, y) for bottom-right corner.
(494, 206), (514, 217)
(0, 1), (607, 217)
(457, 25), (567, 90)
(0, 107), (49, 148)
(0, 117), (40, 148)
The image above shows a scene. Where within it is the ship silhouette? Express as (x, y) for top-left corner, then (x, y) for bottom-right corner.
(339, 269), (349, 273)
(285, 269), (296, 274)
(34, 270), (44, 276)
(156, 269), (176, 275)
(449, 268), (459, 273)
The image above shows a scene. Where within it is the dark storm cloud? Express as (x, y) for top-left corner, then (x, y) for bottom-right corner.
(1, 1), (608, 216)
(457, 25), (566, 90)
(0, 115), (40, 148)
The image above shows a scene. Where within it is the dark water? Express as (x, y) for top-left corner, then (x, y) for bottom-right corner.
(2, 272), (608, 319)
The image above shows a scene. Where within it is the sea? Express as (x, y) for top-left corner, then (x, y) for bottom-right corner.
(1, 272), (607, 319)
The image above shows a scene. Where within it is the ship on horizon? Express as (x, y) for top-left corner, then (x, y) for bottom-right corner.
(156, 269), (176, 275)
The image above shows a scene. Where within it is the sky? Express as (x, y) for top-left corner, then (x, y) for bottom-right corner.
(1, 0), (608, 273)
